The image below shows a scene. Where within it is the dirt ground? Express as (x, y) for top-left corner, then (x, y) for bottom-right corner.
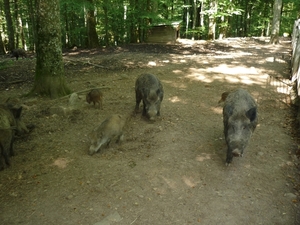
(0, 38), (299, 225)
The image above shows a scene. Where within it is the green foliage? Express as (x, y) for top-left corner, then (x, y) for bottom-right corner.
(60, 0), (86, 47)
(281, 0), (300, 35)
(0, 60), (13, 70)
(1, 0), (300, 48)
(183, 26), (206, 39)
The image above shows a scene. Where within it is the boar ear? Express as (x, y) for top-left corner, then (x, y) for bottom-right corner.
(246, 107), (257, 122)
(156, 89), (160, 95)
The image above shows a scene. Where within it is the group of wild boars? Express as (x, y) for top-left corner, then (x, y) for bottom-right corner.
(10, 49), (27, 60)
(88, 114), (126, 155)
(86, 73), (257, 166)
(88, 73), (164, 155)
(0, 104), (29, 170)
(222, 88), (258, 165)
(135, 73), (164, 121)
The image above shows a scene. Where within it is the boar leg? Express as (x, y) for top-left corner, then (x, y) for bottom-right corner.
(226, 148), (233, 166)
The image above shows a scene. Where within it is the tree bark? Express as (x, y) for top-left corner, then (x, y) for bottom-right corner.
(86, 0), (99, 48)
(270, 0), (283, 44)
(0, 30), (6, 54)
(27, 0), (37, 51)
(208, 0), (217, 40)
(3, 0), (15, 50)
(30, 0), (70, 98)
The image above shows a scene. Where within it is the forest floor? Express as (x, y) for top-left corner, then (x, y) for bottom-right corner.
(0, 37), (300, 225)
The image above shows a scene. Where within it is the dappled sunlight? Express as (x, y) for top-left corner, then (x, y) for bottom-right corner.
(162, 79), (187, 89)
(182, 176), (197, 188)
(267, 75), (293, 96)
(211, 106), (223, 114)
(196, 153), (212, 162)
(173, 69), (184, 74)
(169, 96), (182, 103)
(277, 86), (292, 95)
(161, 176), (177, 189)
(185, 65), (270, 85)
(148, 61), (157, 66)
(265, 57), (275, 62)
(52, 158), (72, 169)
(206, 64), (259, 75)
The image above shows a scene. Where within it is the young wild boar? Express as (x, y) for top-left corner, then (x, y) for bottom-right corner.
(0, 104), (28, 170)
(86, 89), (103, 109)
(11, 49), (27, 60)
(135, 73), (164, 121)
(223, 89), (258, 165)
(89, 114), (126, 155)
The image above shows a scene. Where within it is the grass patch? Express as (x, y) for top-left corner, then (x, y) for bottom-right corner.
(0, 60), (14, 70)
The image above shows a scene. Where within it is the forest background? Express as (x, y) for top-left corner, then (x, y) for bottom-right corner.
(1, 0), (300, 54)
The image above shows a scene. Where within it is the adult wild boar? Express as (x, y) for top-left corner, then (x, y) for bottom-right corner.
(0, 104), (28, 170)
(11, 49), (27, 60)
(223, 89), (258, 165)
(135, 73), (164, 121)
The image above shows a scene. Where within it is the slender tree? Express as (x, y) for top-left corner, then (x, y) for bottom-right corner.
(29, 0), (70, 98)
(208, 0), (217, 40)
(270, 0), (283, 44)
(0, 30), (6, 54)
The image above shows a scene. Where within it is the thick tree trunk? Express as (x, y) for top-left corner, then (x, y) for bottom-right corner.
(86, 0), (99, 48)
(30, 0), (70, 98)
(3, 0), (15, 51)
(270, 0), (283, 44)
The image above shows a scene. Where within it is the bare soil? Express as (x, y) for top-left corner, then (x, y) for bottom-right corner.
(0, 38), (300, 225)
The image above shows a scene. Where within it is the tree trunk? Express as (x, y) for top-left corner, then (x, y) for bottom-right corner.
(30, 0), (70, 98)
(14, 0), (20, 48)
(0, 30), (6, 54)
(103, 0), (110, 46)
(208, 0), (217, 40)
(192, 0), (197, 40)
(86, 0), (99, 48)
(27, 0), (37, 51)
(270, 0), (283, 44)
(3, 0), (15, 51)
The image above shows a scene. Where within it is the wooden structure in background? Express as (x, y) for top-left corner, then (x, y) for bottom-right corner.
(146, 23), (180, 44)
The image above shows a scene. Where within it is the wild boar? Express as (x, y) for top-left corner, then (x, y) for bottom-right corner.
(86, 89), (103, 109)
(11, 49), (27, 60)
(89, 114), (126, 155)
(0, 104), (28, 170)
(223, 89), (258, 165)
(135, 74), (164, 121)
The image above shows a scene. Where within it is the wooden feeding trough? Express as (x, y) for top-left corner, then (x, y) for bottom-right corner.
(146, 23), (180, 44)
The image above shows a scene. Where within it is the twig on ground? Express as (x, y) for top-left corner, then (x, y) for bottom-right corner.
(64, 58), (108, 69)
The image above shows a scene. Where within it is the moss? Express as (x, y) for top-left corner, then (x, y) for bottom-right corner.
(30, 0), (71, 99)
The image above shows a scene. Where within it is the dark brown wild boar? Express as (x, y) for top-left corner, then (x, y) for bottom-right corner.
(11, 49), (27, 60)
(86, 89), (103, 109)
(0, 104), (28, 170)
